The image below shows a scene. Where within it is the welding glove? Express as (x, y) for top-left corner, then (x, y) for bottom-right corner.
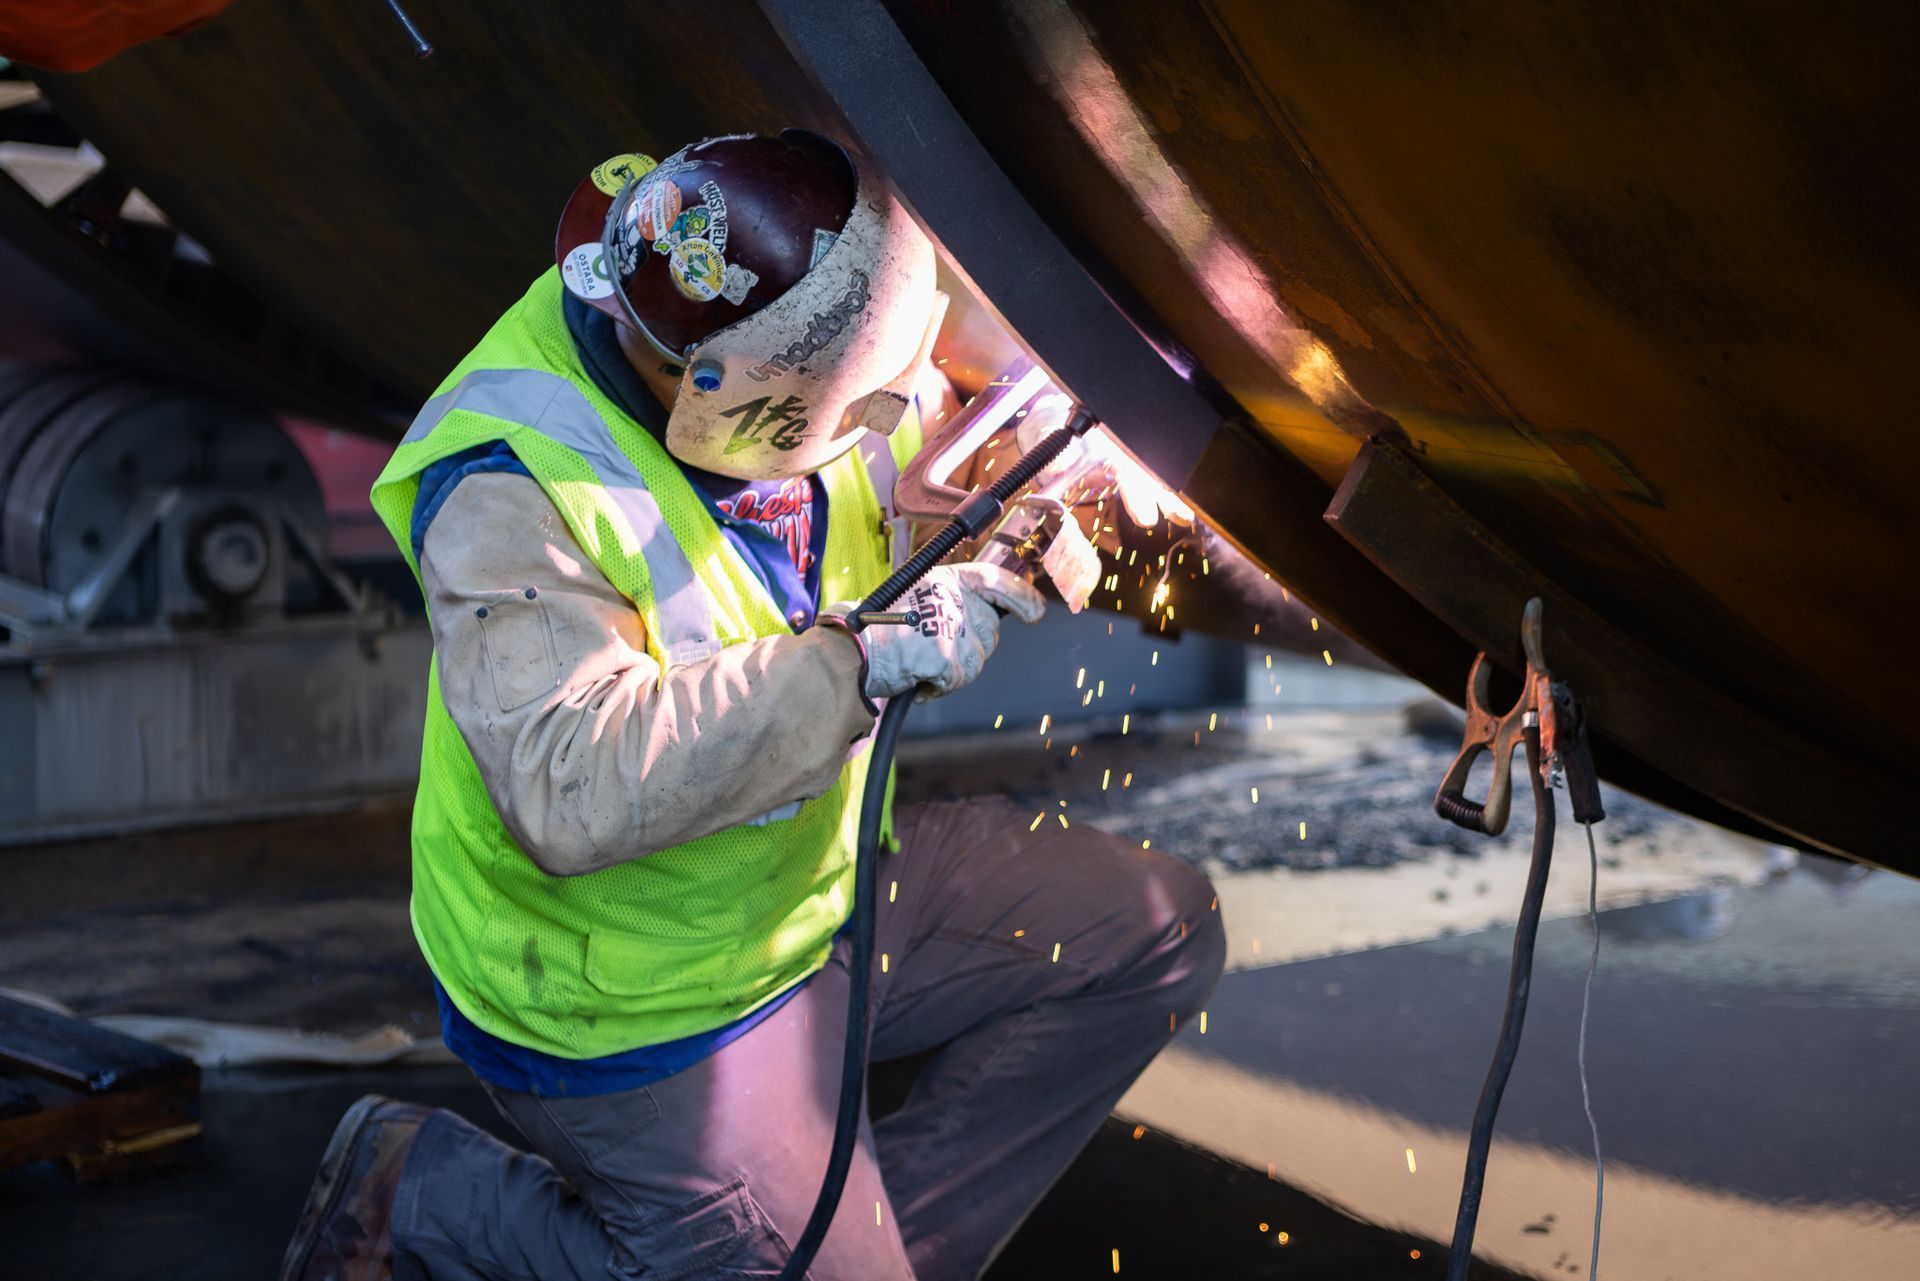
(829, 563), (1046, 703)
(1016, 395), (1195, 529)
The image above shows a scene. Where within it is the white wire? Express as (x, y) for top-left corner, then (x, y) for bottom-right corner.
(1578, 820), (1606, 1279)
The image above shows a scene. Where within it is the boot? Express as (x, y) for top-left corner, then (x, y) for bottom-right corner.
(279, 1094), (431, 1281)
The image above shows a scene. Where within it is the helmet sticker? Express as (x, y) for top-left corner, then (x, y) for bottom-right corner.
(635, 177), (683, 243)
(809, 228), (839, 270)
(590, 152), (657, 197)
(721, 263), (759, 306)
(669, 239), (728, 301)
(745, 268), (873, 382)
(719, 394), (812, 456)
(559, 242), (615, 299)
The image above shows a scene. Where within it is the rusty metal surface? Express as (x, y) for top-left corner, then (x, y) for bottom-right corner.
(8, 1), (1916, 866)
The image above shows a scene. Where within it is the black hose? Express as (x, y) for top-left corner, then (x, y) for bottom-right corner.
(1447, 726), (1555, 1281)
(776, 693), (912, 1280)
(777, 412), (1093, 1281)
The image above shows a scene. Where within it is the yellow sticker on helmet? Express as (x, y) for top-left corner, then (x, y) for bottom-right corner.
(590, 152), (658, 196)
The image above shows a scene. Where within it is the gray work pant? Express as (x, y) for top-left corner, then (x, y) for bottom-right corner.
(389, 798), (1226, 1281)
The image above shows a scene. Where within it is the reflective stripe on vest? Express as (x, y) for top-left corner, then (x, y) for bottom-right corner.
(403, 369), (720, 667)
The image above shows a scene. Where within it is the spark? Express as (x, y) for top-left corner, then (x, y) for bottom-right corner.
(1141, 838), (1151, 849)
(1265, 654), (1273, 669)
(1123, 771), (1133, 787)
(881, 952), (890, 973)
(1202, 557), (1210, 575)
(1405, 1147), (1417, 1173)
(1058, 814), (1069, 829)
(1031, 813), (1045, 831)
(889, 880), (898, 903)
(1111, 1248), (1121, 1274)
(1277, 1231), (1290, 1246)
(1251, 787), (1259, 803)
(1122, 714), (1131, 734)
(1051, 942), (1062, 962)
(1199, 1011), (1208, 1034)
(994, 714), (1004, 729)
(1076, 667), (1086, 688)
(1102, 768), (1111, 790)
(1070, 743), (1080, 757)
(1150, 652), (1159, 666)
(1299, 821), (1307, 840)
(1310, 617), (1319, 631)
(1096, 679), (1105, 697)
(1259, 1223), (1270, 1233)
(1411, 1249), (1422, 1260)
(1128, 549), (1137, 565)
(1323, 650), (1333, 665)
(1253, 622), (1261, 636)
(1149, 582), (1170, 612)
(1083, 690), (1093, 706)
(1132, 1124), (1147, 1140)
(1039, 714), (1052, 734)
(877, 1201), (884, 1226)
(1208, 712), (1218, 731)
(1014, 928), (1026, 937)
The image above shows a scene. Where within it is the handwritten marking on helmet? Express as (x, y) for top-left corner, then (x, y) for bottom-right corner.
(746, 269), (872, 382)
(719, 394), (812, 455)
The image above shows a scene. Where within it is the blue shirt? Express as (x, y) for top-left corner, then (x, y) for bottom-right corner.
(411, 294), (833, 1095)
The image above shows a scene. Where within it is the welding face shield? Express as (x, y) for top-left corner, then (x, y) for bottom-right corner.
(556, 131), (939, 480)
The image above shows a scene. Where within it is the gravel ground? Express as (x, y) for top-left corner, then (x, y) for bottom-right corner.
(896, 699), (1676, 874)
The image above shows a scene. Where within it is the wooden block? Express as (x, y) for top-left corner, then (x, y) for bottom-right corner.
(0, 997), (201, 1182)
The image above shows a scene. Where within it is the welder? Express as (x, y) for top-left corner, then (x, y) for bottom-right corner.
(280, 131), (1224, 1281)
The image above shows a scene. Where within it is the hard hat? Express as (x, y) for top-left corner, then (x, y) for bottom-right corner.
(555, 131), (939, 480)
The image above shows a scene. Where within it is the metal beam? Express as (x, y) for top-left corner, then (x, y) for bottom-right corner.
(756, 0), (1223, 491)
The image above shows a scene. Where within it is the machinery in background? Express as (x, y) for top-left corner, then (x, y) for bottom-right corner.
(0, 362), (428, 843)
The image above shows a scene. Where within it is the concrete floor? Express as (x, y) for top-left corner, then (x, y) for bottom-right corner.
(2, 694), (1913, 1279)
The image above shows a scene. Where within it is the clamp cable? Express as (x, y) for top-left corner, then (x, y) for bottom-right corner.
(1578, 819), (1606, 1279)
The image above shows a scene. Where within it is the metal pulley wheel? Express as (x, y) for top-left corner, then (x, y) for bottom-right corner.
(0, 365), (322, 616)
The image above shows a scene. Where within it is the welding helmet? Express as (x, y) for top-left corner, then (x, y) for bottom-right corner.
(555, 131), (939, 480)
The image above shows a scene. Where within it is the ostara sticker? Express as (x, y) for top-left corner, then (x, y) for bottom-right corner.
(590, 153), (657, 197)
(559, 243), (614, 299)
(669, 239), (727, 302)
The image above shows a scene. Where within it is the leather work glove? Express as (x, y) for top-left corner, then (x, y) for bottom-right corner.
(826, 563), (1046, 703)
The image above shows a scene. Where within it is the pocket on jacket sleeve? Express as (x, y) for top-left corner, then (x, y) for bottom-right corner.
(476, 589), (560, 711)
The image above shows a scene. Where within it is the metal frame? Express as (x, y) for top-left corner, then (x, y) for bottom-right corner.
(756, 0), (1223, 492)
